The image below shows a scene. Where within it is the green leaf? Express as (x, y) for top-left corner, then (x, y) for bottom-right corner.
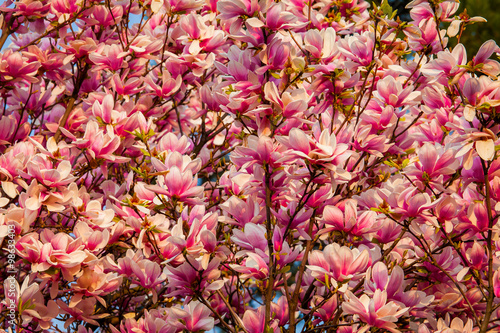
(278, 265), (291, 274)
(270, 72), (281, 79)
(401, 158), (410, 169)
(380, 0), (394, 17)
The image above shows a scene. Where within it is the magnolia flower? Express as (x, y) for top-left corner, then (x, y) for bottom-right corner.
(404, 18), (443, 54)
(447, 16), (487, 37)
(311, 295), (338, 323)
(242, 306), (279, 333)
(230, 252), (269, 280)
(144, 70), (183, 98)
(74, 266), (122, 300)
(277, 128), (351, 164)
(353, 125), (391, 157)
(0, 50), (40, 84)
(462, 241), (487, 270)
(57, 295), (108, 328)
(364, 262), (404, 298)
(435, 195), (460, 232)
(373, 76), (421, 109)
(89, 44), (127, 71)
(264, 82), (309, 118)
(131, 259), (166, 290)
(20, 155), (75, 188)
(91, 94), (125, 124)
(22, 180), (79, 212)
(435, 314), (474, 333)
(146, 166), (204, 205)
(157, 133), (193, 154)
(304, 27), (337, 60)
(342, 290), (408, 333)
(231, 223), (267, 252)
(73, 222), (110, 252)
(308, 243), (371, 284)
(5, 0), (500, 331)
(220, 195), (265, 227)
(232, 135), (283, 168)
(171, 301), (216, 332)
(494, 268), (500, 298)
(165, 0), (204, 13)
(471, 40), (500, 76)
(457, 201), (490, 233)
(217, 0), (260, 23)
(456, 128), (498, 169)
(322, 200), (381, 236)
(421, 43), (467, 84)
(405, 143), (460, 190)
(4, 277), (58, 330)
(64, 121), (129, 163)
(338, 32), (375, 67)
(165, 257), (223, 297)
(0, 114), (29, 146)
(17, 230), (88, 279)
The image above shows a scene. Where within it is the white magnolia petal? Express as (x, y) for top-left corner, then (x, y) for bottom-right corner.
(464, 105), (476, 122)
(447, 20), (461, 37)
(476, 139), (495, 161)
(457, 267), (470, 281)
(246, 17), (265, 28)
(2, 182), (17, 198)
(151, 0), (163, 13)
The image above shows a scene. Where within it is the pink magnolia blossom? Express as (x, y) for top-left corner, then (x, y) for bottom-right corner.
(421, 43), (468, 84)
(171, 301), (216, 332)
(57, 295), (108, 328)
(338, 32), (375, 67)
(144, 70), (183, 98)
(435, 314), (475, 333)
(89, 44), (128, 72)
(91, 94), (125, 124)
(322, 199), (381, 237)
(405, 143), (460, 189)
(230, 252), (270, 280)
(342, 290), (408, 333)
(471, 40), (500, 76)
(74, 265), (122, 300)
(242, 306), (279, 333)
(146, 166), (204, 205)
(0, 50), (40, 84)
(20, 155), (75, 188)
(405, 18), (443, 53)
(308, 243), (371, 283)
(494, 269), (500, 298)
(165, 257), (223, 297)
(277, 128), (351, 165)
(304, 27), (338, 60)
(6, 277), (58, 330)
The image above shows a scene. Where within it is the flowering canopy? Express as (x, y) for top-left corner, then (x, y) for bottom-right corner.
(1, 0), (500, 332)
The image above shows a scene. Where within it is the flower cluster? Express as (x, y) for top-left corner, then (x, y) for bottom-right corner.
(1, 0), (500, 332)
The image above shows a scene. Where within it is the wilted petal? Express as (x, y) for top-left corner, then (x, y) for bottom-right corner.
(476, 139), (495, 161)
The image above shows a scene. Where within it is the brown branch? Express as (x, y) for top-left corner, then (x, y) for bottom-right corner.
(53, 96), (76, 141)
(264, 163), (275, 332)
(480, 159), (496, 333)
(0, 15), (15, 50)
(215, 290), (249, 333)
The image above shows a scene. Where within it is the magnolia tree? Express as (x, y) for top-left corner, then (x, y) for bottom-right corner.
(1, 0), (500, 331)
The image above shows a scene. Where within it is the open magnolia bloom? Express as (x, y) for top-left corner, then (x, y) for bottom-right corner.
(456, 128), (498, 169)
(342, 290), (409, 333)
